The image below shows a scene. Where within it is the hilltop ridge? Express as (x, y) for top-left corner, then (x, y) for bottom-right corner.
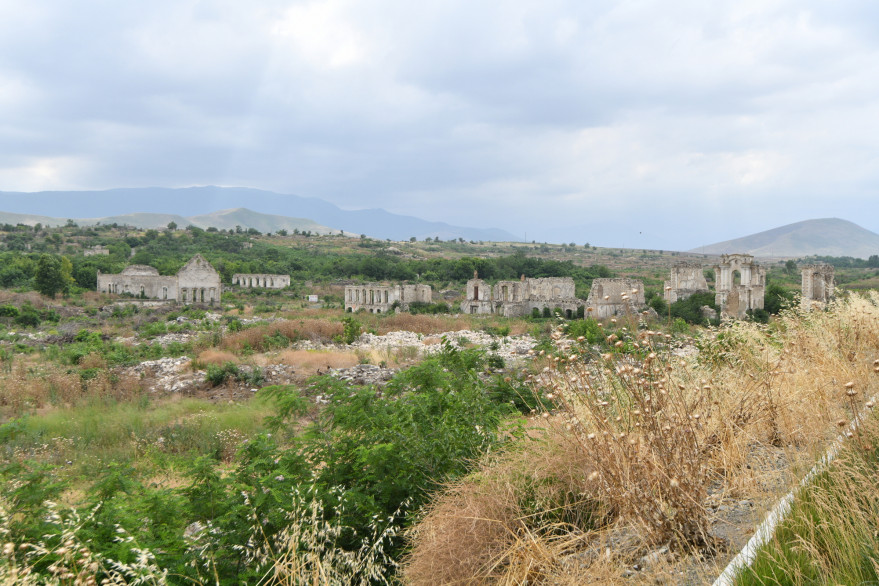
(691, 218), (879, 259)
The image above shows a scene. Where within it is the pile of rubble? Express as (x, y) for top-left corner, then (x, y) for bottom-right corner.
(125, 356), (198, 393)
(354, 330), (536, 364)
(329, 364), (396, 386)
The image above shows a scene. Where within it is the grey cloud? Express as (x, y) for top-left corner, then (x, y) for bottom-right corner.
(1, 0), (879, 249)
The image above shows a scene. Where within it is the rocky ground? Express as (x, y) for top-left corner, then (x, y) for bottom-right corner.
(123, 328), (539, 398)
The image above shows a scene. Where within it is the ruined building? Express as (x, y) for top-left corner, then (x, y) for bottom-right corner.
(663, 262), (709, 304)
(585, 278), (646, 318)
(97, 254), (222, 304)
(345, 283), (432, 313)
(714, 254), (765, 319)
(232, 274), (291, 289)
(461, 274), (582, 318)
(801, 264), (835, 306)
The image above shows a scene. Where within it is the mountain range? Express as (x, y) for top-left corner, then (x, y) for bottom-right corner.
(0, 187), (521, 242)
(691, 218), (879, 259)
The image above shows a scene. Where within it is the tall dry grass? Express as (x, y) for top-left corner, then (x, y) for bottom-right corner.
(0, 360), (144, 416)
(195, 349), (240, 367)
(404, 292), (879, 584)
(404, 430), (621, 585)
(272, 349), (360, 374)
(220, 319), (343, 352)
(355, 313), (531, 336)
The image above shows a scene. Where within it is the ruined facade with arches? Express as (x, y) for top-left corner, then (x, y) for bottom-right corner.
(461, 274), (582, 318)
(344, 283), (432, 313)
(232, 274), (291, 289)
(801, 264), (835, 307)
(97, 254), (221, 305)
(714, 254), (765, 319)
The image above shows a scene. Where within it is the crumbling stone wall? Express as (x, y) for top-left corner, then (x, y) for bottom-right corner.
(586, 278), (646, 318)
(232, 274), (291, 289)
(344, 283), (432, 313)
(97, 254), (220, 305)
(463, 277), (494, 315)
(461, 275), (582, 317)
(178, 254), (222, 304)
(97, 265), (177, 300)
(663, 262), (709, 304)
(714, 254), (764, 319)
(801, 264), (834, 306)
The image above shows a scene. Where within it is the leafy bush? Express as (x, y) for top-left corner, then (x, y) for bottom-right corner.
(14, 307), (41, 327)
(0, 304), (19, 318)
(139, 320), (168, 337)
(482, 324), (511, 337)
(339, 316), (362, 344)
(764, 282), (795, 314)
(564, 318), (605, 345)
(669, 291), (717, 324)
(648, 294), (668, 315)
(407, 301), (451, 315)
(205, 362), (240, 386)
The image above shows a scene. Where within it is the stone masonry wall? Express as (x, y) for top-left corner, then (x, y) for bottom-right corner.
(232, 274), (291, 289)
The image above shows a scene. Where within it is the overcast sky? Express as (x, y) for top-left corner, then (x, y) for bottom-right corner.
(2, 1), (879, 249)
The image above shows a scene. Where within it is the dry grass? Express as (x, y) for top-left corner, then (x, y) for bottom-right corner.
(0, 289), (54, 309)
(366, 313), (474, 335)
(405, 425), (641, 585)
(0, 360), (144, 416)
(195, 349), (240, 366)
(404, 292), (879, 584)
(220, 319), (343, 352)
(78, 352), (107, 370)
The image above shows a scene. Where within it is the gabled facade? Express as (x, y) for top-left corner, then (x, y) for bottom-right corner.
(97, 254), (221, 304)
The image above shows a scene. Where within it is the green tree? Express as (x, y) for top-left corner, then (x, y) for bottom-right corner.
(34, 254), (67, 298)
(764, 283), (795, 314)
(784, 259), (797, 275)
(166, 221), (177, 231)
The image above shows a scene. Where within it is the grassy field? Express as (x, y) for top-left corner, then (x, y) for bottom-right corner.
(0, 224), (875, 583)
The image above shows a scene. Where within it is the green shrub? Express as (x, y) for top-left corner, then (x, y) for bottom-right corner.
(205, 362), (239, 386)
(765, 282), (795, 314)
(482, 324), (511, 337)
(408, 301), (451, 315)
(565, 318), (604, 345)
(14, 308), (40, 327)
(139, 320), (167, 337)
(648, 295), (668, 315)
(0, 305), (19, 318)
(339, 316), (361, 344)
(669, 292), (717, 325)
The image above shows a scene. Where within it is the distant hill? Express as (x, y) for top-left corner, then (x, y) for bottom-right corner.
(0, 208), (338, 235)
(186, 208), (337, 234)
(691, 218), (879, 259)
(0, 186), (522, 242)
